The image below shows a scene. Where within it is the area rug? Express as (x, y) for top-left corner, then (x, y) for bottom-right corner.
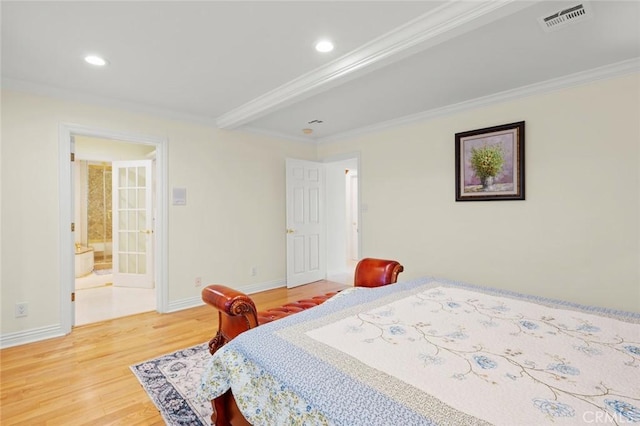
(130, 343), (213, 425)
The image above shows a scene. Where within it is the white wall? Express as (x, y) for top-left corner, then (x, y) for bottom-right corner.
(2, 73), (638, 346)
(0, 90), (316, 340)
(318, 74), (640, 312)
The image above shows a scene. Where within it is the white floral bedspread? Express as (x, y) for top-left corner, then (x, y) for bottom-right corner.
(199, 278), (640, 425)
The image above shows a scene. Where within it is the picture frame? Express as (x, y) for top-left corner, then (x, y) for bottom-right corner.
(455, 121), (525, 201)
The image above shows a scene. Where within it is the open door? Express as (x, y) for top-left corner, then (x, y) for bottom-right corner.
(112, 160), (154, 288)
(286, 158), (326, 287)
(70, 136), (76, 326)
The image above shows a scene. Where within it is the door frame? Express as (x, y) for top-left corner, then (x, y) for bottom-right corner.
(59, 123), (168, 334)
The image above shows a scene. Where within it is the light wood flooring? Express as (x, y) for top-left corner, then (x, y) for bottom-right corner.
(0, 280), (348, 425)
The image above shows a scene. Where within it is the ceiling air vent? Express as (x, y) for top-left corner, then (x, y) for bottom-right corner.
(538, 3), (593, 32)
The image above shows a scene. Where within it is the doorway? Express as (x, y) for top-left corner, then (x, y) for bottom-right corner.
(324, 156), (360, 285)
(284, 155), (360, 288)
(59, 124), (168, 334)
(73, 137), (157, 325)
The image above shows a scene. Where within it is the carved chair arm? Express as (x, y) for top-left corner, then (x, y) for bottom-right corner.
(201, 285), (259, 354)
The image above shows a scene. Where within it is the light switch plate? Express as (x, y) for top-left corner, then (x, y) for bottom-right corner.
(172, 187), (187, 206)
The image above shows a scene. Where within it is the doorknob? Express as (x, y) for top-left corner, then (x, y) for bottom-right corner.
(140, 229), (153, 234)
(286, 229), (295, 234)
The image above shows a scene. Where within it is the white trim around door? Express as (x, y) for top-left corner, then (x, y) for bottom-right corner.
(59, 123), (168, 335)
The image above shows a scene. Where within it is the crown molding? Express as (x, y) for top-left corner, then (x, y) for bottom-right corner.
(216, 0), (527, 130)
(317, 57), (640, 144)
(1, 77), (218, 127)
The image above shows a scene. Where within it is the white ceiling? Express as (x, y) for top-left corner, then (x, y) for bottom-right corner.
(2, 1), (639, 143)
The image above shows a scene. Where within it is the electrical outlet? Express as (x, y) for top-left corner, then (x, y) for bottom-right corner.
(250, 266), (257, 277)
(15, 302), (28, 318)
(194, 277), (202, 287)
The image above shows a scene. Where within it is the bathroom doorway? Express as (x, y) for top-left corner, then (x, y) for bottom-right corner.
(73, 136), (157, 325)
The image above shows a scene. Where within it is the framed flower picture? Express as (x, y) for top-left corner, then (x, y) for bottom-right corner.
(455, 121), (525, 201)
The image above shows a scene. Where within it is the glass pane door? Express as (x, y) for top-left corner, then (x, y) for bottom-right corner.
(112, 160), (154, 288)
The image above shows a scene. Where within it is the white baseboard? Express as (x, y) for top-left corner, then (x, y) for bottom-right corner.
(166, 296), (206, 313)
(1, 279), (289, 347)
(326, 268), (350, 277)
(242, 279), (286, 295)
(0, 324), (66, 349)
(166, 278), (286, 313)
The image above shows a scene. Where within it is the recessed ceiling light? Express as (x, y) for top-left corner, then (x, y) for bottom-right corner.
(84, 55), (108, 66)
(315, 40), (334, 53)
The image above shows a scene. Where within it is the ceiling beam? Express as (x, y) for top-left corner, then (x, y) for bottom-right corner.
(216, 0), (530, 130)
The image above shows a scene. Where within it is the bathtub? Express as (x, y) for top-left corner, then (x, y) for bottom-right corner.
(75, 245), (95, 278)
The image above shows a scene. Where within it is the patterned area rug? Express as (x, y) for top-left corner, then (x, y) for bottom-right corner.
(130, 343), (213, 425)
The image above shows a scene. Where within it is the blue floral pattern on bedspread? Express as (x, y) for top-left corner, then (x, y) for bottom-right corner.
(199, 345), (331, 425)
(199, 278), (640, 425)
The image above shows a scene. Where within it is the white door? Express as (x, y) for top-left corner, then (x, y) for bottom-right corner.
(347, 171), (359, 261)
(286, 158), (326, 288)
(112, 160), (154, 288)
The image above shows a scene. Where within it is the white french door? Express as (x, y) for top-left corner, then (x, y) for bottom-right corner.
(286, 158), (326, 288)
(112, 160), (154, 288)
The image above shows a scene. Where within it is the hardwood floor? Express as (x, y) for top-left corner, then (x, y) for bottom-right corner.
(0, 280), (348, 425)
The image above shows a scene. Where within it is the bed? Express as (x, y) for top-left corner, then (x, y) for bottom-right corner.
(198, 277), (640, 425)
